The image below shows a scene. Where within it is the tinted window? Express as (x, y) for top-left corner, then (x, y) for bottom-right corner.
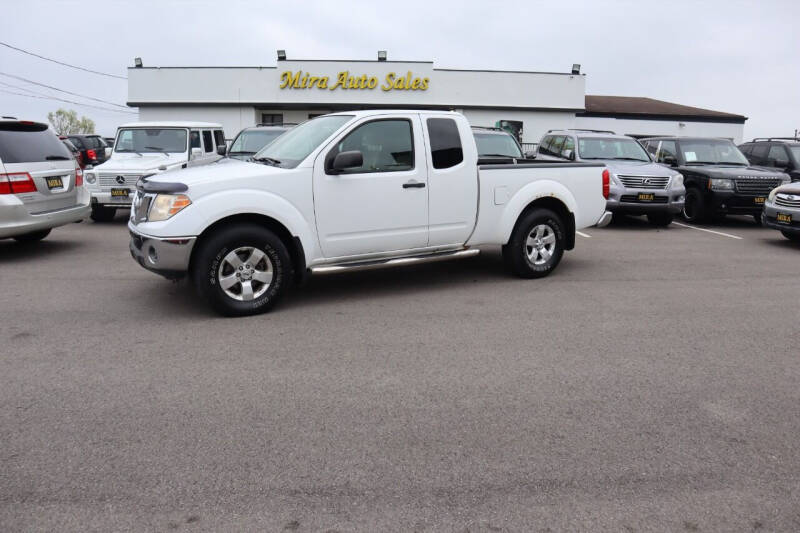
(750, 144), (768, 163)
(0, 123), (72, 163)
(738, 143), (752, 156)
(658, 140), (677, 163)
(329, 119), (414, 173)
(214, 130), (226, 148)
(767, 145), (789, 167)
(427, 118), (463, 169)
(202, 130), (213, 153)
(538, 136), (553, 156)
(116, 129), (188, 153)
(230, 129), (286, 154)
(67, 136), (84, 149)
(190, 131), (201, 149)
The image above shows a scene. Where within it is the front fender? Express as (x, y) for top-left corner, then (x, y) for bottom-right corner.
(498, 180), (577, 243)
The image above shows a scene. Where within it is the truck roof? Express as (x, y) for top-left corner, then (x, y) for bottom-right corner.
(117, 121), (223, 128)
(325, 110), (461, 119)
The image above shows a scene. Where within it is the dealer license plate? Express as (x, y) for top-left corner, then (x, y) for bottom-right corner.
(110, 188), (130, 201)
(46, 176), (64, 190)
(638, 193), (654, 202)
(754, 197), (765, 205)
(776, 213), (792, 224)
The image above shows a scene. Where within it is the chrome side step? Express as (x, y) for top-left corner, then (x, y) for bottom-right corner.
(311, 248), (480, 275)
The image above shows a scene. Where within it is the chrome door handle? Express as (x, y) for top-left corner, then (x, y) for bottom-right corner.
(402, 180), (426, 189)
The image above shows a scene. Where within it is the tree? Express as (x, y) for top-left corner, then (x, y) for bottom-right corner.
(47, 109), (95, 135)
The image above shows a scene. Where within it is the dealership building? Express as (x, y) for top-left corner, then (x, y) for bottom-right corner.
(127, 56), (747, 146)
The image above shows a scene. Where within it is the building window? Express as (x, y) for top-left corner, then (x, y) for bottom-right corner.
(261, 113), (283, 125)
(427, 118), (463, 169)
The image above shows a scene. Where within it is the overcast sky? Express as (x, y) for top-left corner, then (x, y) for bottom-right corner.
(1, 0), (798, 138)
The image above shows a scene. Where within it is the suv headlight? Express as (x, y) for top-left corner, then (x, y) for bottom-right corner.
(671, 173), (684, 188)
(148, 194), (191, 221)
(709, 178), (734, 191)
(84, 171), (96, 184)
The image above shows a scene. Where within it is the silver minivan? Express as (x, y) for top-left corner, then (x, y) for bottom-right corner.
(0, 118), (90, 242)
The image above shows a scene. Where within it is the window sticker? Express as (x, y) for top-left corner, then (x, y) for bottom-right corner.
(685, 151), (697, 162)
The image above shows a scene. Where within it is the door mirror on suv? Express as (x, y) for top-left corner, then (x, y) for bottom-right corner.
(662, 155), (677, 166)
(105, 147), (112, 159)
(190, 147), (203, 160)
(331, 150), (363, 172)
(563, 149), (575, 161)
(216, 144), (227, 156)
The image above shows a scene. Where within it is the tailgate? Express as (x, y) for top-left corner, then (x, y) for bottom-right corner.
(4, 161), (79, 214)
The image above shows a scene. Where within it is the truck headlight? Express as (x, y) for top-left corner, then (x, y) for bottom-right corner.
(85, 172), (96, 184)
(709, 178), (734, 191)
(148, 194), (191, 221)
(671, 173), (684, 188)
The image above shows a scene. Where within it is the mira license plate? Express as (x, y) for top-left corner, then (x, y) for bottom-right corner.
(776, 213), (792, 224)
(754, 197), (765, 205)
(638, 193), (655, 202)
(46, 176), (64, 190)
(110, 188), (130, 198)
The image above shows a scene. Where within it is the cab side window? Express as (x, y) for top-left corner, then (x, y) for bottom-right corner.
(427, 118), (463, 169)
(767, 145), (789, 168)
(202, 130), (214, 153)
(327, 119), (414, 174)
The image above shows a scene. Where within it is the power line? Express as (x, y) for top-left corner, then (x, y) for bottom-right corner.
(0, 88), (138, 114)
(0, 41), (127, 80)
(0, 71), (130, 109)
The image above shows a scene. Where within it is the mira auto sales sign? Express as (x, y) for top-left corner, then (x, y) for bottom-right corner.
(280, 70), (429, 91)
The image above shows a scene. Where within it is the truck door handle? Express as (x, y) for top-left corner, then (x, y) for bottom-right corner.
(402, 180), (426, 189)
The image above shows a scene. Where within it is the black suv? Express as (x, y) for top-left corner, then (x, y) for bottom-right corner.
(66, 134), (108, 166)
(227, 124), (294, 161)
(640, 137), (790, 223)
(738, 138), (800, 182)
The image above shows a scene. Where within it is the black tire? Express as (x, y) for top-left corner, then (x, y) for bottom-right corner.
(13, 229), (51, 243)
(90, 206), (117, 222)
(781, 230), (800, 242)
(192, 224), (292, 317)
(503, 208), (565, 278)
(647, 212), (674, 226)
(682, 188), (708, 223)
(752, 214), (763, 226)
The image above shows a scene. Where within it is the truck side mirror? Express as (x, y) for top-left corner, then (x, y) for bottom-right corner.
(216, 144), (227, 156)
(190, 147), (203, 160)
(331, 150), (363, 172)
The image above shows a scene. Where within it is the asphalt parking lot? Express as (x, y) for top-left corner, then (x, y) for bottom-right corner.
(2, 213), (800, 532)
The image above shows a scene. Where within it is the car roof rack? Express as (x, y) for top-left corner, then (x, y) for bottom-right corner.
(547, 128), (616, 135)
(751, 137), (800, 142)
(255, 122), (298, 127)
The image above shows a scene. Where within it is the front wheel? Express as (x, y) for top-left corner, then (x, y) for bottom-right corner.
(781, 230), (800, 243)
(13, 229), (51, 243)
(503, 208), (565, 278)
(647, 212), (674, 226)
(192, 224), (292, 317)
(682, 188), (708, 223)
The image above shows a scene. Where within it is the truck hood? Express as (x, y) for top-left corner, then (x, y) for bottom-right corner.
(144, 157), (287, 190)
(94, 152), (186, 172)
(678, 164), (788, 180)
(595, 160), (674, 176)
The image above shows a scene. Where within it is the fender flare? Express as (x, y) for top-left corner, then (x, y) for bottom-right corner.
(498, 180), (577, 244)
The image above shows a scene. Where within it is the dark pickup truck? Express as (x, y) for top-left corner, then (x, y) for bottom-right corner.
(640, 137), (789, 223)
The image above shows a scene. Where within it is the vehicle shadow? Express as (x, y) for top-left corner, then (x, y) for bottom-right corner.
(600, 214), (677, 231)
(0, 238), (84, 262)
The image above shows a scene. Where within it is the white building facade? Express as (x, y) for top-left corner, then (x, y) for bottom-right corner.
(127, 59), (746, 145)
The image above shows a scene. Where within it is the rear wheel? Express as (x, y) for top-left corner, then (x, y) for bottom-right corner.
(781, 230), (800, 242)
(682, 188), (708, 223)
(647, 212), (674, 226)
(90, 205), (117, 222)
(192, 224), (292, 316)
(13, 229), (51, 243)
(503, 208), (565, 278)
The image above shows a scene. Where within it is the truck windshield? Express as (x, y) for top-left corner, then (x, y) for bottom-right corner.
(230, 129), (287, 155)
(473, 132), (523, 158)
(678, 139), (749, 165)
(253, 115), (353, 168)
(115, 128), (188, 153)
(578, 138), (649, 162)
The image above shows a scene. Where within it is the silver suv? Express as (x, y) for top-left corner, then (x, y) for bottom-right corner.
(537, 129), (685, 226)
(0, 118), (90, 242)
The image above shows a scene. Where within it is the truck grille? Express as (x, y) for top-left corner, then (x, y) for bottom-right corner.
(734, 176), (783, 195)
(617, 175), (670, 190)
(620, 195), (669, 204)
(99, 173), (141, 188)
(775, 194), (800, 208)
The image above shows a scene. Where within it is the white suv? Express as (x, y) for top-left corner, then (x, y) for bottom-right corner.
(84, 122), (226, 222)
(0, 118), (90, 243)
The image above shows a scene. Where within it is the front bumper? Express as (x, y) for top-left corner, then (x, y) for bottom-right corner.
(708, 191), (769, 215)
(606, 185), (685, 215)
(128, 223), (196, 279)
(762, 201), (800, 234)
(0, 201), (90, 239)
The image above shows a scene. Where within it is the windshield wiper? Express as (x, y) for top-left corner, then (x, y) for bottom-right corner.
(252, 156), (281, 166)
(610, 157), (649, 161)
(45, 155), (70, 160)
(144, 146), (170, 154)
(229, 151), (255, 155)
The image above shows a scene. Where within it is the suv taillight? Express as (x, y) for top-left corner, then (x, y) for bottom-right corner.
(87, 149), (96, 160)
(0, 172), (38, 194)
(602, 169), (610, 199)
(75, 165), (83, 187)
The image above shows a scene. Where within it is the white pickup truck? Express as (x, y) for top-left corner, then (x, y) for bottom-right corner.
(129, 110), (611, 316)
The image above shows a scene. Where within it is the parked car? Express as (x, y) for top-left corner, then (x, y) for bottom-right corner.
(739, 138), (800, 182)
(537, 129), (684, 226)
(0, 118), (90, 243)
(66, 134), (109, 167)
(639, 137), (790, 224)
(228, 123), (294, 161)
(60, 137), (84, 169)
(762, 181), (800, 242)
(84, 121), (226, 222)
(129, 110), (611, 316)
(471, 126), (527, 163)
(103, 136), (116, 149)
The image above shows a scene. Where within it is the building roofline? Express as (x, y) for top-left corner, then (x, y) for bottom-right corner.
(127, 64), (578, 76)
(126, 101), (585, 113)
